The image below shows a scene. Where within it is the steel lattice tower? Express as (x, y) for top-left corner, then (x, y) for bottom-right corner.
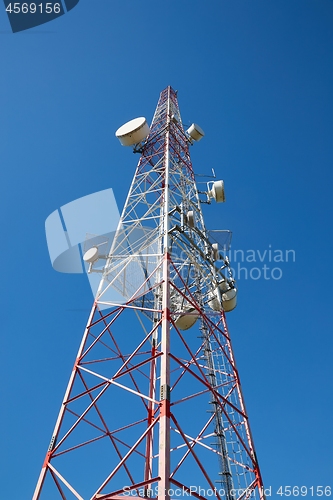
(34, 86), (265, 500)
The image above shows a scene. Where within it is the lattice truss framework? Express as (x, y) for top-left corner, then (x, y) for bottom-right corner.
(33, 87), (265, 500)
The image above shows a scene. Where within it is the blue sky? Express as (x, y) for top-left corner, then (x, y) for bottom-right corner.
(0, 0), (333, 497)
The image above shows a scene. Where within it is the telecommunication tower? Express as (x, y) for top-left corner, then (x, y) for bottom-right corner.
(33, 86), (265, 500)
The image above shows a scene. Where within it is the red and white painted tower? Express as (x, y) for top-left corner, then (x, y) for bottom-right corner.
(33, 86), (265, 500)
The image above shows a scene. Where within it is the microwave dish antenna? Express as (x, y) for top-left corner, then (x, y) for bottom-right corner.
(115, 117), (150, 147)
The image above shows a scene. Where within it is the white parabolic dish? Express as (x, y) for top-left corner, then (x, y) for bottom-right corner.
(115, 117), (150, 146)
(186, 123), (205, 142)
(83, 246), (99, 263)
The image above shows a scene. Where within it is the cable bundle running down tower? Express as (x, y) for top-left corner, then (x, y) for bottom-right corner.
(34, 86), (265, 500)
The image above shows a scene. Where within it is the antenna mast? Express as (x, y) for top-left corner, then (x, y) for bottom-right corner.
(33, 86), (265, 500)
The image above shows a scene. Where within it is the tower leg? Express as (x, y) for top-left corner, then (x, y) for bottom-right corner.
(32, 305), (97, 500)
(158, 252), (171, 500)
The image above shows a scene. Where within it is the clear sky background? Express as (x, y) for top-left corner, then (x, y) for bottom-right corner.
(0, 0), (333, 498)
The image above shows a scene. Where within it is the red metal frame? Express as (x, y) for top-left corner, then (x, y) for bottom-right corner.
(33, 86), (265, 500)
